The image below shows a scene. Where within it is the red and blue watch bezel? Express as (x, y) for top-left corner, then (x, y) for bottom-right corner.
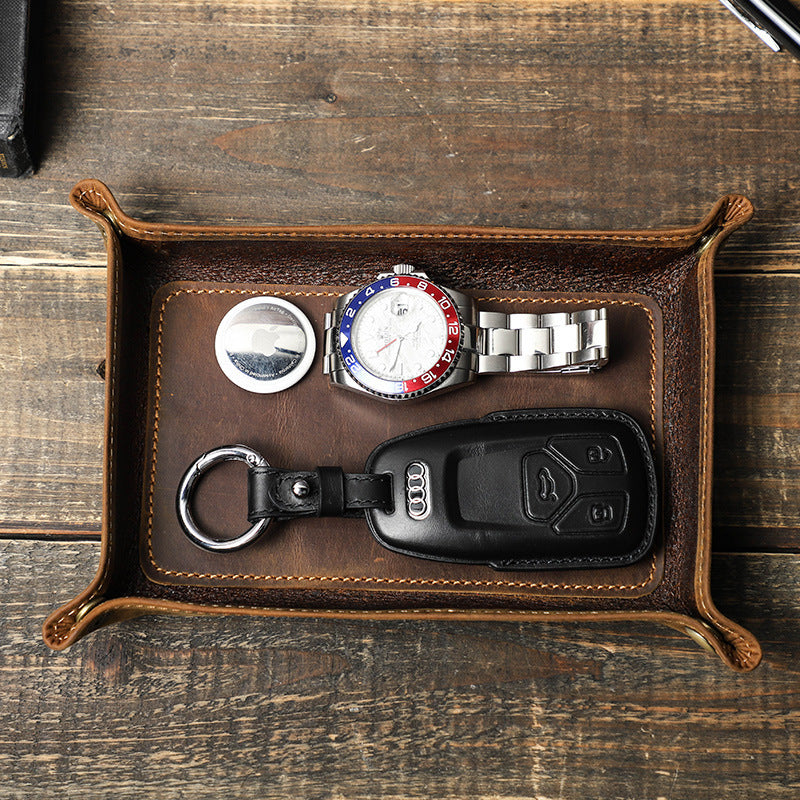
(337, 274), (463, 399)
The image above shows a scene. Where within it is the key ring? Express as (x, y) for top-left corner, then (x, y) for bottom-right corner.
(177, 444), (271, 552)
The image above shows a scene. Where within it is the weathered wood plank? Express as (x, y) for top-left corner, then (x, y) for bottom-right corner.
(1, 0), (800, 269)
(1, 540), (797, 798)
(0, 266), (798, 549)
(1, 2), (798, 796)
(714, 274), (800, 548)
(0, 267), (105, 532)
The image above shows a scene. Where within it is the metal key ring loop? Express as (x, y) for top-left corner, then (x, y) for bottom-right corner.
(177, 445), (270, 552)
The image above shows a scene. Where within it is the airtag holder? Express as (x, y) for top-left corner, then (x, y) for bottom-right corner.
(214, 296), (315, 393)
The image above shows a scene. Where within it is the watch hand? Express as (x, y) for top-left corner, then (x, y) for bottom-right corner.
(389, 340), (403, 372)
(386, 322), (422, 375)
(376, 337), (398, 354)
(394, 320), (422, 344)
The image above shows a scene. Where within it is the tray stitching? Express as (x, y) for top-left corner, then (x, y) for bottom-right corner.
(47, 260), (122, 642)
(77, 187), (696, 244)
(696, 255), (756, 668)
(145, 288), (659, 592)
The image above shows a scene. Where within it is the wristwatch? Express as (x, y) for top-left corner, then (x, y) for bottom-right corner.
(323, 264), (609, 401)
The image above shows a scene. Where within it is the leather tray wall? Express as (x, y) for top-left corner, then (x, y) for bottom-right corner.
(43, 179), (762, 672)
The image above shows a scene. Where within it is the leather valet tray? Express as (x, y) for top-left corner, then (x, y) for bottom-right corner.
(44, 179), (762, 671)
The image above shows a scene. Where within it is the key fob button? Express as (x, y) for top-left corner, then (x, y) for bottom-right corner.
(554, 492), (628, 535)
(522, 451), (575, 521)
(547, 434), (626, 474)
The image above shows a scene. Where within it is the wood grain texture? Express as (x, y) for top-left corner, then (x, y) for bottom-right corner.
(1, 2), (799, 794)
(1, 267), (797, 550)
(0, 267), (104, 533)
(2, 540), (798, 799)
(1, 0), (800, 269)
(714, 274), (800, 549)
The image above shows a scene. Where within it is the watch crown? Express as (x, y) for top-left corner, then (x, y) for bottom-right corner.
(392, 263), (417, 275)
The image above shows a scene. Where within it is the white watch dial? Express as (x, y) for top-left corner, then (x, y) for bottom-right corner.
(351, 287), (448, 380)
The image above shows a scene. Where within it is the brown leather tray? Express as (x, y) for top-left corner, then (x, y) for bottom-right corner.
(44, 179), (761, 671)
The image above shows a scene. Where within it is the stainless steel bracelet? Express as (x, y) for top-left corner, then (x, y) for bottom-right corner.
(474, 308), (608, 374)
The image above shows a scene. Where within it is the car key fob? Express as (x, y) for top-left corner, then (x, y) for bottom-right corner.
(363, 408), (657, 570)
(184, 408), (657, 571)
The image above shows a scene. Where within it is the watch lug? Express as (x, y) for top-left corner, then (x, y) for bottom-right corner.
(432, 366), (476, 394)
(445, 286), (475, 313)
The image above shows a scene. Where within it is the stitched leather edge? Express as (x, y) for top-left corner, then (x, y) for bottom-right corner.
(43, 598), (731, 662)
(53, 182), (764, 661)
(72, 181), (706, 245)
(144, 288), (659, 593)
(690, 211), (762, 671)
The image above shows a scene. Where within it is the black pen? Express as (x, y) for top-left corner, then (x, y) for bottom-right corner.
(718, 0), (800, 59)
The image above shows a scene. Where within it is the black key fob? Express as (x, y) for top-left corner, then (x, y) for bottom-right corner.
(364, 408), (657, 570)
(194, 407), (656, 570)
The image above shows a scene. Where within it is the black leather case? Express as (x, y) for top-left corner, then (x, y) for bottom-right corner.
(0, 0), (34, 177)
(364, 408), (658, 571)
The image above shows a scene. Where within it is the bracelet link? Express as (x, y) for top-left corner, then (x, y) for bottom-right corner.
(476, 307), (608, 374)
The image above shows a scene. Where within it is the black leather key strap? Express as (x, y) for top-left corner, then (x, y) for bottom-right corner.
(185, 407), (656, 570)
(248, 466), (392, 521)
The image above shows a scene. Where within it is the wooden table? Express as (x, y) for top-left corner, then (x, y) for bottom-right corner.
(2, 1), (798, 796)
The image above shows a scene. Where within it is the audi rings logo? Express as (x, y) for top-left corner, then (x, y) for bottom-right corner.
(405, 461), (431, 520)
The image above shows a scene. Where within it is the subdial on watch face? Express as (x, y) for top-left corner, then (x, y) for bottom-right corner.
(351, 288), (448, 380)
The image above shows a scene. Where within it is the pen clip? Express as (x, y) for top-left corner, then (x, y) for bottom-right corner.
(718, 0), (783, 52)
